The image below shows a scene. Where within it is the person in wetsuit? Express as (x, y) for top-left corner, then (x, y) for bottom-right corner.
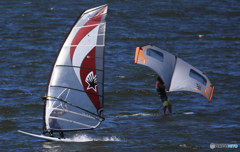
(49, 110), (65, 138)
(156, 76), (172, 114)
(42, 97), (47, 135)
(42, 96), (65, 139)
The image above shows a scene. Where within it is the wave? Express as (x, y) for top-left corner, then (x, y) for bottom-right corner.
(62, 134), (121, 142)
(115, 113), (151, 118)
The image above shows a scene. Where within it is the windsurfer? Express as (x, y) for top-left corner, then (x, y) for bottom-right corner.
(42, 97), (47, 135)
(49, 110), (63, 129)
(49, 130), (64, 139)
(156, 76), (172, 114)
(42, 97), (65, 139)
(49, 110), (65, 138)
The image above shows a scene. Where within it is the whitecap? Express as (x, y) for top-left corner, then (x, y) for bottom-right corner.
(116, 76), (126, 78)
(116, 113), (151, 117)
(61, 134), (121, 142)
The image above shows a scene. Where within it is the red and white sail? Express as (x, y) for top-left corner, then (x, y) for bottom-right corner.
(45, 5), (108, 131)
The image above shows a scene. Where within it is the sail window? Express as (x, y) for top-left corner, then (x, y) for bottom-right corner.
(189, 69), (207, 85)
(147, 49), (163, 62)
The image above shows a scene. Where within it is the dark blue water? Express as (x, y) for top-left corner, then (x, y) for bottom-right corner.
(1, 0), (240, 151)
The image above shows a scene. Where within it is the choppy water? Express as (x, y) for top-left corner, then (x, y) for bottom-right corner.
(1, 0), (240, 151)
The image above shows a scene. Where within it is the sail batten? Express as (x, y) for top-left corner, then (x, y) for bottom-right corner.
(66, 45), (105, 46)
(75, 23), (106, 28)
(55, 65), (105, 71)
(50, 85), (103, 97)
(87, 34), (105, 36)
(49, 116), (99, 128)
(50, 108), (100, 120)
(44, 5), (108, 132)
(45, 95), (105, 119)
(135, 44), (214, 102)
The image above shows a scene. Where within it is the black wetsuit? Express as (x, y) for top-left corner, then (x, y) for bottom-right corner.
(42, 97), (64, 138)
(157, 88), (168, 103)
(49, 110), (65, 138)
(42, 99), (47, 134)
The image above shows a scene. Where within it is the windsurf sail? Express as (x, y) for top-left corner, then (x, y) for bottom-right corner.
(135, 44), (214, 102)
(44, 5), (108, 132)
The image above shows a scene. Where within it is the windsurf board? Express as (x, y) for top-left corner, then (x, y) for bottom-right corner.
(18, 130), (62, 141)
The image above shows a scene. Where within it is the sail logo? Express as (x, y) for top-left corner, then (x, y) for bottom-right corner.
(85, 71), (97, 92)
(193, 83), (202, 92)
(197, 83), (202, 91)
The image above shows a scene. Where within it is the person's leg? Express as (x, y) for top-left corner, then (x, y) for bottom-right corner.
(163, 106), (167, 114)
(42, 120), (46, 135)
(59, 132), (64, 138)
(168, 104), (172, 114)
(49, 130), (54, 137)
(42, 102), (47, 134)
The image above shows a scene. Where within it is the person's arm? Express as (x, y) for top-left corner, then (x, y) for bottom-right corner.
(42, 96), (46, 102)
(155, 82), (159, 89)
(162, 83), (166, 89)
(156, 82), (161, 96)
(158, 82), (165, 89)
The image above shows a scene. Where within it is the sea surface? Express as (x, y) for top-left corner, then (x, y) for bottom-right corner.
(1, 0), (240, 151)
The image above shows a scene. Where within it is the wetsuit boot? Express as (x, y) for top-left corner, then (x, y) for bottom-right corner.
(49, 130), (54, 137)
(59, 132), (65, 139)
